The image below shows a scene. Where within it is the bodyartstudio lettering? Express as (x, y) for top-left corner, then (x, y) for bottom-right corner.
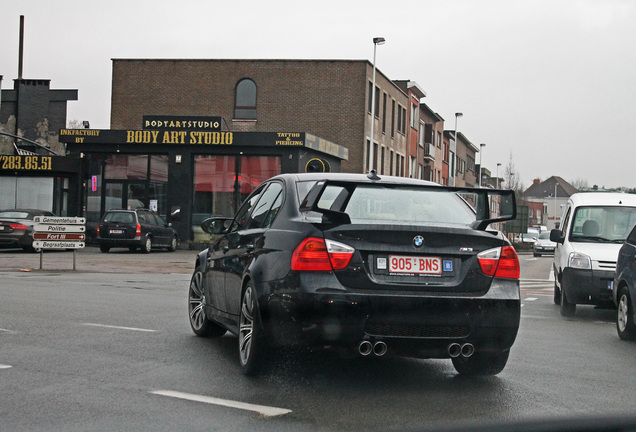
(126, 131), (234, 145)
(142, 116), (222, 131)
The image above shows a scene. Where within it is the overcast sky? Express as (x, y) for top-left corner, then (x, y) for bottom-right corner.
(2, 0), (634, 190)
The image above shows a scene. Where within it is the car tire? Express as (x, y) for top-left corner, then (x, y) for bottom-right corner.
(188, 270), (226, 337)
(99, 245), (110, 253)
(238, 282), (270, 376)
(533, 252), (539, 257)
(554, 279), (561, 305)
(451, 349), (510, 376)
(168, 235), (178, 252)
(141, 235), (152, 253)
(560, 282), (576, 317)
(617, 287), (636, 341)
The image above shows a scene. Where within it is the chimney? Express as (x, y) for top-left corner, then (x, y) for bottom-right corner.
(533, 179), (541, 185)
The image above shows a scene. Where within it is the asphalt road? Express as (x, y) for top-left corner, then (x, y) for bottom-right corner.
(1, 248), (635, 431)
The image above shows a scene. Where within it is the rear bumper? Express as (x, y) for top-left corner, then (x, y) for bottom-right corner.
(0, 235), (31, 249)
(98, 237), (142, 247)
(562, 267), (614, 305)
(258, 274), (520, 358)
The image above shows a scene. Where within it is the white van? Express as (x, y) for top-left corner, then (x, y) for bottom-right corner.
(551, 192), (636, 316)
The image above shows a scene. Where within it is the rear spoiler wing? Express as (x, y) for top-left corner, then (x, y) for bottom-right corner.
(299, 179), (516, 230)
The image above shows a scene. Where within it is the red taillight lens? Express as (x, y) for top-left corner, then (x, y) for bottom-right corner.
(96, 223), (101, 236)
(10, 224), (27, 230)
(477, 246), (519, 279)
(135, 223), (141, 237)
(291, 237), (354, 271)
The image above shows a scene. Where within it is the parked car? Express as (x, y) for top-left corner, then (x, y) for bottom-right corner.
(97, 209), (178, 253)
(187, 172), (520, 376)
(533, 231), (557, 257)
(0, 208), (55, 252)
(613, 224), (636, 340)
(521, 232), (538, 245)
(551, 192), (636, 316)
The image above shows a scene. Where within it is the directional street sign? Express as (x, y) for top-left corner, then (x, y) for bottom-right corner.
(33, 233), (86, 241)
(33, 223), (85, 233)
(32, 241), (85, 249)
(32, 216), (86, 250)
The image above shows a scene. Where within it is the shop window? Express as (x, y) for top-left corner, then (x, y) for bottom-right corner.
(234, 79), (257, 120)
(192, 155), (281, 241)
(104, 154), (148, 180)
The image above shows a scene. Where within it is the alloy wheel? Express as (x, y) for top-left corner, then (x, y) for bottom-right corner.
(189, 271), (206, 332)
(239, 286), (255, 366)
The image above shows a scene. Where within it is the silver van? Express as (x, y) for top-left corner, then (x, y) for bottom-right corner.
(551, 193), (636, 316)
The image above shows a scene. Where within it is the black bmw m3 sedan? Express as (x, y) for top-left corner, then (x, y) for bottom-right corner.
(188, 172), (520, 376)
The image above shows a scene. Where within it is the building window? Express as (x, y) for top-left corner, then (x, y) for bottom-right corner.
(380, 146), (385, 175)
(401, 106), (407, 134)
(391, 100), (396, 138)
(368, 81), (373, 113)
(234, 79), (257, 119)
(437, 131), (442, 148)
(411, 102), (418, 129)
(374, 86), (380, 118)
(382, 93), (387, 133)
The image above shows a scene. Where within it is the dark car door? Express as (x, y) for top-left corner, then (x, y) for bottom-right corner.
(204, 185), (267, 319)
(148, 212), (172, 246)
(222, 182), (284, 319)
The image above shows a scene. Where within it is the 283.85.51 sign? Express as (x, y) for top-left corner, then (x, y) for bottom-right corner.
(0, 155), (53, 171)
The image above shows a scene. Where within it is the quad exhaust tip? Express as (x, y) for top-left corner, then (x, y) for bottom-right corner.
(448, 343), (475, 358)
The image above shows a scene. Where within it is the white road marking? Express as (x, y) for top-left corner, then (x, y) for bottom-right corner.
(525, 297), (538, 301)
(82, 323), (157, 333)
(0, 328), (17, 334)
(0, 364), (12, 369)
(150, 390), (292, 417)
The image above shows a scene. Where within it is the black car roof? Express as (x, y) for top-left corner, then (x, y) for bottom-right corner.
(272, 172), (440, 187)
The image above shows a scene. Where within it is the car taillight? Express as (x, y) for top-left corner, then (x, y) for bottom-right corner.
(135, 223), (141, 237)
(96, 223), (100, 236)
(291, 237), (354, 271)
(477, 246), (520, 279)
(10, 224), (27, 230)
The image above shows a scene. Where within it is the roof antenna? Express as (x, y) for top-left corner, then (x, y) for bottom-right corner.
(367, 169), (380, 181)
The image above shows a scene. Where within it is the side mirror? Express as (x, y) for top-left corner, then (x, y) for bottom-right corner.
(201, 217), (233, 235)
(550, 228), (565, 244)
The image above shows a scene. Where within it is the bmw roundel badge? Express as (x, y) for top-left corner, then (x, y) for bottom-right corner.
(413, 235), (424, 247)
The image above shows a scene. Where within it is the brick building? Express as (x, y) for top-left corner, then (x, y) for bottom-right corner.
(0, 77), (80, 214)
(110, 59), (410, 176)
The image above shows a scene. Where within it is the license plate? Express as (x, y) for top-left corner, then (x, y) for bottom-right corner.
(0, 226), (5, 231)
(110, 229), (124, 234)
(389, 255), (442, 274)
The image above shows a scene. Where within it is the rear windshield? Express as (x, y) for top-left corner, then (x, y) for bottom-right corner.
(0, 211), (30, 219)
(103, 212), (135, 224)
(311, 183), (476, 226)
(570, 206), (636, 243)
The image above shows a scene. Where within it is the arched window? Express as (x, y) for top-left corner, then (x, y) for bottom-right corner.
(234, 79), (257, 119)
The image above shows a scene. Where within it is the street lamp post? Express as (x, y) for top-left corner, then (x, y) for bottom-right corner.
(451, 112), (463, 186)
(368, 36), (385, 173)
(479, 143), (486, 187)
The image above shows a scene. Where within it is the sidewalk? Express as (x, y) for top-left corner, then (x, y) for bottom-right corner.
(0, 245), (201, 274)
